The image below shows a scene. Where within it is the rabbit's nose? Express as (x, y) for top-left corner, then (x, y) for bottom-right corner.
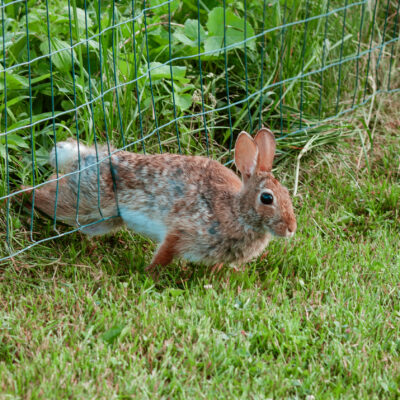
(285, 228), (295, 238)
(286, 221), (296, 237)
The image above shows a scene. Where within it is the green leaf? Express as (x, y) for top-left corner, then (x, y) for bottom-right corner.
(204, 36), (224, 55)
(144, 0), (179, 14)
(205, 7), (256, 56)
(147, 62), (188, 83)
(167, 288), (185, 298)
(0, 133), (30, 149)
(102, 325), (125, 345)
(175, 93), (192, 111)
(6, 34), (29, 63)
(173, 83), (196, 94)
(173, 31), (196, 47)
(185, 19), (206, 42)
(146, 26), (170, 45)
(40, 38), (75, 72)
(62, 6), (93, 29)
(0, 72), (29, 91)
(173, 19), (206, 48)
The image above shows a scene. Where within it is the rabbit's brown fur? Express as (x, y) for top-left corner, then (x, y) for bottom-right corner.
(22, 129), (296, 275)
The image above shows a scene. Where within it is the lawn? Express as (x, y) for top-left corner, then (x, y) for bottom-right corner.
(1, 0), (400, 398)
(1, 92), (399, 398)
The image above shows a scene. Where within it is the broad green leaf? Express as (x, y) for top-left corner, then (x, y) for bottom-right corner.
(0, 133), (30, 148)
(117, 59), (129, 78)
(173, 83), (196, 94)
(40, 38), (75, 72)
(185, 19), (206, 42)
(173, 19), (206, 48)
(62, 6), (93, 29)
(173, 31), (196, 47)
(147, 62), (187, 83)
(146, 26), (170, 45)
(204, 36), (224, 55)
(6, 34), (30, 63)
(145, 0), (179, 14)
(167, 288), (185, 297)
(0, 72), (29, 91)
(205, 7), (256, 55)
(175, 93), (192, 111)
(102, 325), (125, 345)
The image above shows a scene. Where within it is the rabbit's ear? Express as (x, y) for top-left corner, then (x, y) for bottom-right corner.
(254, 128), (276, 172)
(235, 131), (259, 181)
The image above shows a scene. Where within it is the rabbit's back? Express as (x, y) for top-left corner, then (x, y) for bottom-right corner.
(112, 152), (270, 265)
(112, 152), (242, 246)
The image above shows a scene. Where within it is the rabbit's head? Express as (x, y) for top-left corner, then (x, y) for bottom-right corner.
(235, 128), (296, 238)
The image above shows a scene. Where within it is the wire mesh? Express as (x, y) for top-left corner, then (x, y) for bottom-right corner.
(0, 0), (399, 261)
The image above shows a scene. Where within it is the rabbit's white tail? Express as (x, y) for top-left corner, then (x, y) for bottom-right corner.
(49, 140), (90, 172)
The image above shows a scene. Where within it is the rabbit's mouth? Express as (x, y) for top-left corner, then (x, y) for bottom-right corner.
(269, 221), (296, 238)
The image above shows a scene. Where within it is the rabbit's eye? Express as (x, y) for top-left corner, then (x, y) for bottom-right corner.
(260, 192), (273, 205)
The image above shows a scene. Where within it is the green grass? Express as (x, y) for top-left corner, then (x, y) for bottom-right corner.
(1, 94), (399, 398)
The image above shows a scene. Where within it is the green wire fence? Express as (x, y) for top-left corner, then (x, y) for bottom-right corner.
(0, 0), (399, 261)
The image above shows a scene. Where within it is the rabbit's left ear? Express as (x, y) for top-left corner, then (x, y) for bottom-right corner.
(254, 128), (276, 172)
(235, 131), (259, 182)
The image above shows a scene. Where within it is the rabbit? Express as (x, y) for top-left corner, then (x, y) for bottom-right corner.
(22, 128), (296, 277)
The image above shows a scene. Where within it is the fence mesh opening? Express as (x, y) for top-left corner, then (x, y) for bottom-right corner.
(1, 0), (399, 261)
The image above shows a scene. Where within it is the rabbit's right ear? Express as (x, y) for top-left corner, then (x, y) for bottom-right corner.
(235, 131), (259, 182)
(254, 128), (276, 172)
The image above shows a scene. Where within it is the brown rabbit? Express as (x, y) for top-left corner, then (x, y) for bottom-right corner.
(23, 128), (296, 276)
